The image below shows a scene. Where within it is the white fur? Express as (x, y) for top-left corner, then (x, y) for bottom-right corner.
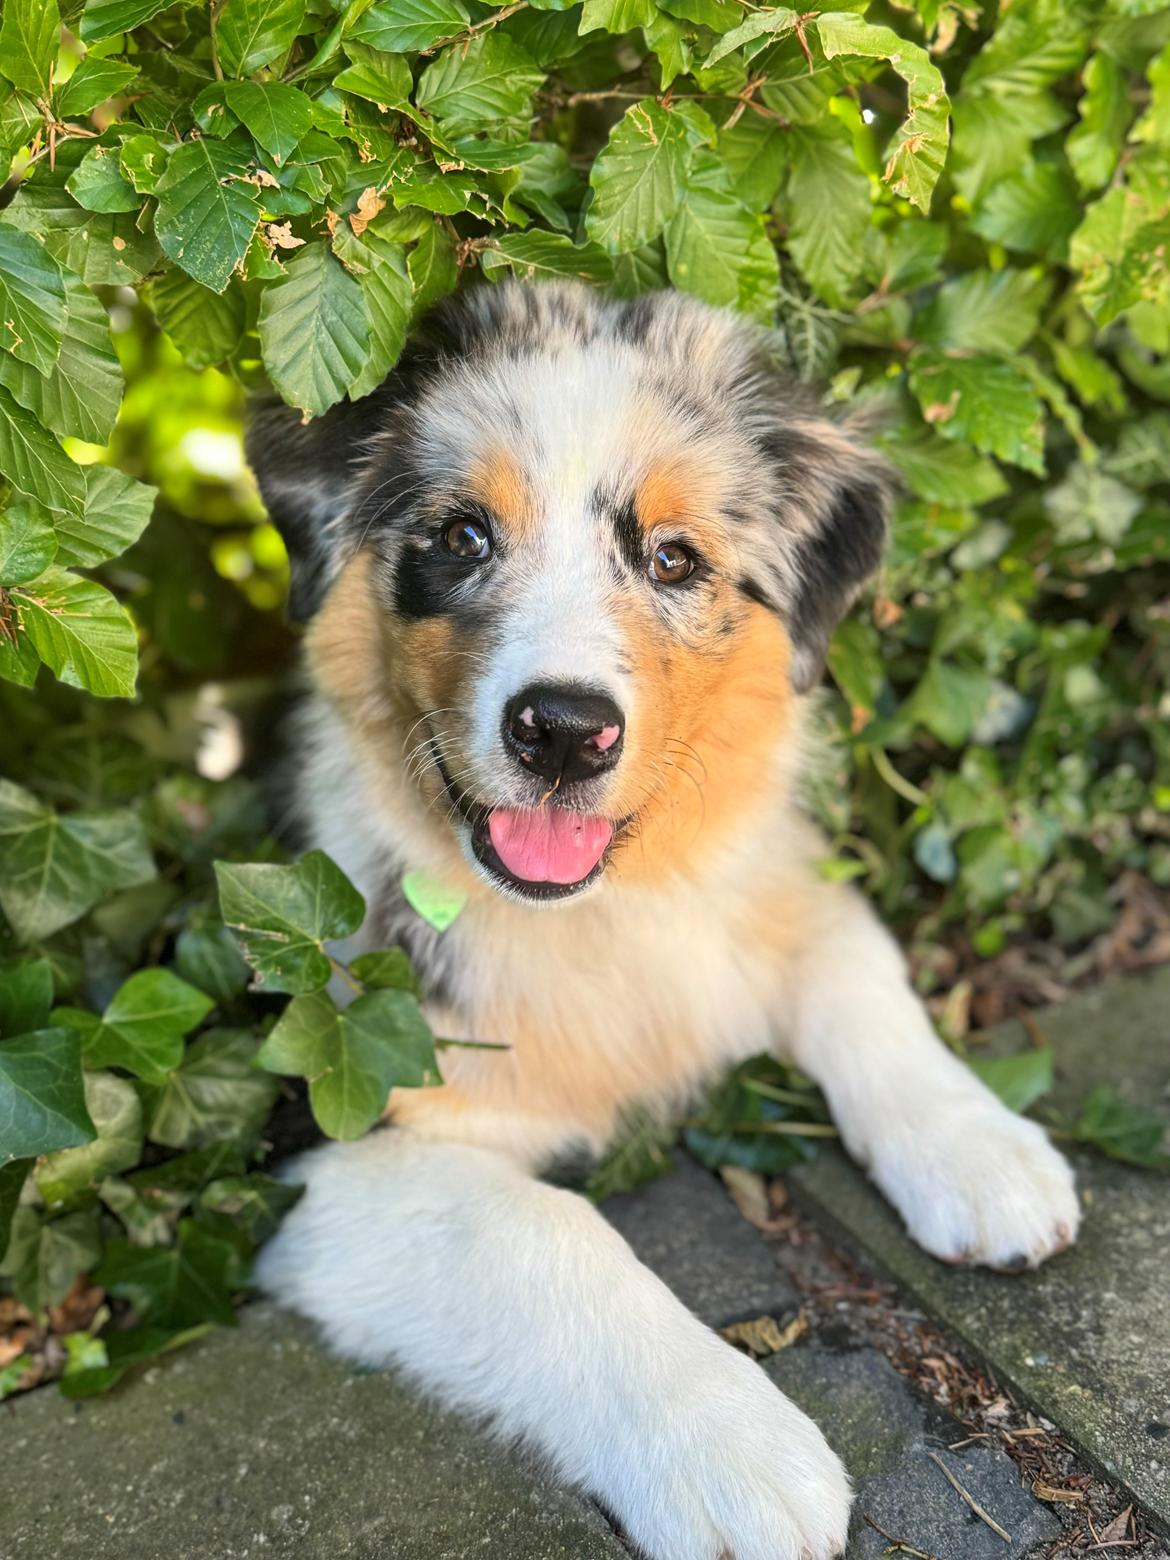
(256, 1132), (851, 1560)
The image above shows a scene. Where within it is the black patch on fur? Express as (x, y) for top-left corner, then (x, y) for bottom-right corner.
(612, 295), (659, 346)
(610, 494), (644, 573)
(788, 479), (887, 671)
(738, 575), (774, 611)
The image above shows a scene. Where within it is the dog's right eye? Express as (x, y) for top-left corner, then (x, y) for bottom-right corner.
(443, 518), (492, 560)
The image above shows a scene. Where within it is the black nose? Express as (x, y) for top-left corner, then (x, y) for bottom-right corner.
(503, 683), (625, 786)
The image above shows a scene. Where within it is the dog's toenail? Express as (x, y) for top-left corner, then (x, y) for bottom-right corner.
(997, 1253), (1030, 1273)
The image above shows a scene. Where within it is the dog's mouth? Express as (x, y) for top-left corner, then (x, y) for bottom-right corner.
(431, 741), (621, 902)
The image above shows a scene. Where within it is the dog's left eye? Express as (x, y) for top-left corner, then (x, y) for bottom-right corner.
(443, 517), (492, 560)
(648, 542), (695, 585)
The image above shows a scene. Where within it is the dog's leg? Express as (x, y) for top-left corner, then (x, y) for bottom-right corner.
(256, 1129), (851, 1560)
(775, 882), (1080, 1269)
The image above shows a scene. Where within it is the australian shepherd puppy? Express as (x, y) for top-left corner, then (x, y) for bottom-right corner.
(249, 282), (1079, 1560)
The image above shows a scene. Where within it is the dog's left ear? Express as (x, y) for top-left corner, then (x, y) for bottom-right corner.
(750, 398), (896, 694)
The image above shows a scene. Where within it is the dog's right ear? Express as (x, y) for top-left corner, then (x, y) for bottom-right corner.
(245, 392), (396, 622)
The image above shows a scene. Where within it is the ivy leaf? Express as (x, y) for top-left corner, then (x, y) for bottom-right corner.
(154, 136), (262, 295)
(352, 0), (469, 54)
(215, 849), (366, 994)
(0, 956), (53, 1037)
(666, 183), (779, 322)
(0, 1204), (100, 1311)
(59, 1323), (211, 1398)
(145, 1029), (279, 1150)
(349, 947), (419, 995)
(216, 0), (307, 76)
(0, 1029), (96, 1165)
(222, 80), (313, 166)
(909, 350), (1046, 473)
(78, 0), (176, 42)
(0, 779), (155, 942)
(481, 229), (615, 284)
(0, 384), (84, 513)
(0, 227), (67, 376)
(0, 1159), (30, 1260)
(64, 968), (214, 1082)
(0, 501), (56, 585)
(148, 269), (246, 372)
(257, 241), (370, 417)
(967, 1048), (1054, 1113)
(815, 13), (950, 212)
(65, 145), (141, 214)
(585, 99), (691, 254)
(97, 1220), (238, 1328)
(1074, 1086), (1170, 1170)
(13, 567), (139, 698)
(332, 224), (413, 400)
(0, 0), (60, 97)
(416, 34), (545, 137)
(35, 1071), (143, 1209)
(0, 274), (124, 445)
(175, 911), (252, 1002)
(257, 987), (440, 1140)
(53, 465), (157, 570)
(54, 57), (139, 118)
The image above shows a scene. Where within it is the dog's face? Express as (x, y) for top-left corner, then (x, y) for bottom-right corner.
(249, 284), (891, 905)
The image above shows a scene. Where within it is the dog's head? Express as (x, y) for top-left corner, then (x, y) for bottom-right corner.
(249, 283), (892, 905)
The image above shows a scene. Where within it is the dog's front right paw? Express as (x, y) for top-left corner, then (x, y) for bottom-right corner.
(602, 1338), (850, 1560)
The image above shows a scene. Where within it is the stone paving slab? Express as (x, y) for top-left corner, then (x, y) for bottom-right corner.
(790, 967), (1170, 1534)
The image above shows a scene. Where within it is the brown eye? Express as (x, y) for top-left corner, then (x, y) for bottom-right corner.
(648, 541), (695, 585)
(443, 517), (492, 560)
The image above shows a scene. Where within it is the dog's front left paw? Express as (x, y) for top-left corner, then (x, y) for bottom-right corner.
(600, 1337), (851, 1560)
(867, 1097), (1080, 1270)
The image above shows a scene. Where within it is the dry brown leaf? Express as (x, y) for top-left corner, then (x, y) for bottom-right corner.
(720, 1312), (807, 1358)
(1095, 1506), (1134, 1546)
(350, 186), (385, 236)
(266, 221), (305, 250)
(719, 1165), (771, 1229)
(1032, 1479), (1085, 1504)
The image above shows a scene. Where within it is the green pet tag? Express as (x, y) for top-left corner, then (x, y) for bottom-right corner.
(402, 869), (467, 932)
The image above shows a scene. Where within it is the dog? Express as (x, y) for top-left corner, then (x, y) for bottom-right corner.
(248, 282), (1080, 1560)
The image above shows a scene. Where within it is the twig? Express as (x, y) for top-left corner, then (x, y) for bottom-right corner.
(209, 0), (224, 80)
(926, 1451), (1011, 1543)
(862, 1513), (938, 1560)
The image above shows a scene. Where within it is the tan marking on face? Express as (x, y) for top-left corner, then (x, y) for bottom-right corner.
(467, 446), (536, 543)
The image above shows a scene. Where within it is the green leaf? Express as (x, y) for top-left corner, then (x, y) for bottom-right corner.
(222, 80), (313, 166)
(97, 1219), (238, 1327)
(704, 7), (797, 68)
(0, 779), (155, 942)
(0, 1029), (96, 1165)
(199, 1171), (302, 1244)
(814, 13), (950, 212)
(35, 1070), (143, 1208)
(59, 1323), (211, 1398)
(0, 1204), (100, 1310)
(783, 124), (871, 307)
(666, 183), (778, 322)
(0, 1158), (30, 1261)
(0, 501), (56, 585)
(969, 161), (1082, 262)
(65, 144), (141, 213)
(145, 1028), (279, 1150)
(967, 1048), (1054, 1113)
(13, 567), (139, 698)
(118, 132), (167, 194)
(70, 968), (215, 1082)
(0, 383), (84, 513)
(408, 221), (458, 317)
(79, 0), (175, 42)
(351, 0), (469, 54)
(174, 912), (252, 1002)
(1067, 51), (1131, 192)
(332, 224), (413, 400)
(154, 137), (262, 294)
(481, 229), (615, 285)
(148, 268), (246, 371)
(716, 114), (787, 211)
(53, 465), (156, 569)
(0, 957), (53, 1037)
(416, 34), (544, 137)
(917, 269), (1046, 356)
(950, 89), (1070, 206)
(0, 274), (124, 445)
(333, 41), (413, 108)
(0, 227), (66, 377)
(962, 0), (1089, 95)
(349, 947), (419, 995)
(1074, 1086), (1169, 1170)
(216, 0), (307, 76)
(905, 658), (995, 747)
(579, 0), (655, 34)
(257, 986), (440, 1140)
(585, 99), (691, 254)
(215, 849), (366, 994)
(908, 350), (1046, 473)
(2, 179), (160, 284)
(257, 241), (370, 417)
(882, 431), (1008, 509)
(585, 1105), (675, 1200)
(0, 0), (60, 96)
(54, 56), (138, 117)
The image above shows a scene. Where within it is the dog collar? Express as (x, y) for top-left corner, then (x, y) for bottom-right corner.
(402, 869), (467, 932)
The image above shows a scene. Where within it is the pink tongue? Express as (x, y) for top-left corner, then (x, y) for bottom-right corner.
(488, 808), (613, 885)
